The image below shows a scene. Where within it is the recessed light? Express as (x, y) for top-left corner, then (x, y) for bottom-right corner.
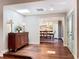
(49, 8), (54, 11)
(37, 8), (44, 11)
(17, 9), (30, 13)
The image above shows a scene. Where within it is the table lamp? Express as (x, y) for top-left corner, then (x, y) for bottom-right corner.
(7, 19), (14, 32)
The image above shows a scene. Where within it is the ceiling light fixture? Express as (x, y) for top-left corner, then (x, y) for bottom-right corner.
(36, 8), (46, 12)
(49, 8), (54, 11)
(17, 9), (30, 13)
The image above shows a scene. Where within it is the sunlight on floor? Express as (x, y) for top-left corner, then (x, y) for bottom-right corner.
(47, 51), (56, 54)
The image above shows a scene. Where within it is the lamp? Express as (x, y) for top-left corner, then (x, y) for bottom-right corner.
(7, 19), (14, 32)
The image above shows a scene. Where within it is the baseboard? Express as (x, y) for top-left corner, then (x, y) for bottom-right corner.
(67, 46), (77, 59)
(63, 43), (67, 46)
(74, 55), (77, 59)
(29, 42), (40, 45)
(54, 38), (62, 40)
(54, 38), (63, 42)
(0, 53), (3, 57)
(0, 49), (8, 57)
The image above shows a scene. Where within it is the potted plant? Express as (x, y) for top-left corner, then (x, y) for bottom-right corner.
(15, 26), (22, 32)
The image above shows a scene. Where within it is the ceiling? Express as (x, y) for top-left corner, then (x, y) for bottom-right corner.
(6, 0), (74, 16)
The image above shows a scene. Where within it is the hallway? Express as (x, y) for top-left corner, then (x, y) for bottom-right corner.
(3, 39), (74, 59)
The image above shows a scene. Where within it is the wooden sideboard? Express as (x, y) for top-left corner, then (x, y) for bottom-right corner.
(8, 32), (29, 51)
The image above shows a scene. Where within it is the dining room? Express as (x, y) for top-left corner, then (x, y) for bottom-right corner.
(40, 17), (63, 43)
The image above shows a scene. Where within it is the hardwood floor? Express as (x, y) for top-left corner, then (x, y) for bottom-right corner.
(2, 39), (74, 59)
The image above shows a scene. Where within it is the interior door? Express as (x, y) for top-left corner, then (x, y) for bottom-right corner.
(67, 12), (74, 54)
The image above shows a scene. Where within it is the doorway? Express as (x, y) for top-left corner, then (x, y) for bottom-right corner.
(40, 18), (63, 43)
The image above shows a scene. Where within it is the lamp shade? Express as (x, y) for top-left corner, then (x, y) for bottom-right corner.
(7, 19), (14, 24)
(7, 19), (14, 32)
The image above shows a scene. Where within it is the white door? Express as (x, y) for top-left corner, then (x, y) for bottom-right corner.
(67, 12), (74, 54)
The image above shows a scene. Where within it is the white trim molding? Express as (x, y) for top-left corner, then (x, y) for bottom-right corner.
(0, 49), (8, 57)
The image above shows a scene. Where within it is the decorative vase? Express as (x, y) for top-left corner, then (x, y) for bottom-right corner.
(18, 30), (20, 33)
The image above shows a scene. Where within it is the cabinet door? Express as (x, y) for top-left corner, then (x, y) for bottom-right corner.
(25, 33), (28, 44)
(8, 33), (15, 49)
(21, 34), (25, 46)
(15, 34), (21, 49)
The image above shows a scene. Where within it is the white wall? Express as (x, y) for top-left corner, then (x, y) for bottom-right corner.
(23, 16), (40, 44)
(53, 23), (58, 38)
(3, 7), (24, 51)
